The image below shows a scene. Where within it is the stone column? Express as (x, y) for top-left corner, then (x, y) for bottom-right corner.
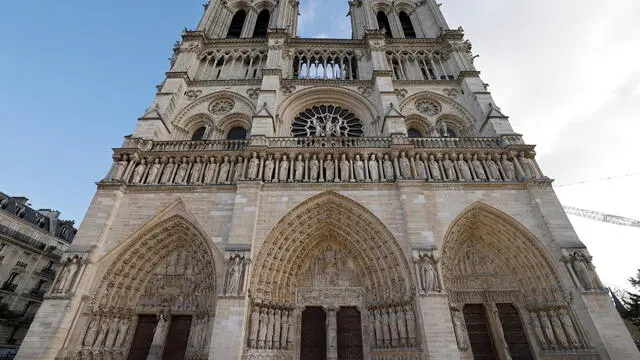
(324, 306), (339, 360)
(486, 303), (513, 360)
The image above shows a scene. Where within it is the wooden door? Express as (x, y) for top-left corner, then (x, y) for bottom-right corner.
(162, 315), (193, 360)
(463, 304), (498, 360)
(497, 304), (534, 360)
(300, 307), (327, 360)
(127, 315), (158, 360)
(337, 307), (363, 360)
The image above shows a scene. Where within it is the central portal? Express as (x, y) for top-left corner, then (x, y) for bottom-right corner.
(300, 306), (364, 360)
(337, 307), (363, 360)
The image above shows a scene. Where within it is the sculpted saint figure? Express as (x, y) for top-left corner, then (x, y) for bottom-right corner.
(450, 304), (469, 351)
(374, 309), (384, 348)
(530, 311), (548, 349)
(550, 310), (569, 349)
(558, 308), (581, 348)
(354, 155), (365, 181)
(217, 157), (230, 183)
(415, 154), (427, 180)
(324, 155), (335, 182)
(258, 308), (268, 349)
(396, 306), (407, 346)
(381, 309), (391, 347)
(104, 317), (120, 349)
(59, 259), (79, 293)
(247, 153), (259, 180)
(457, 154), (472, 181)
(132, 159), (147, 184)
(501, 155), (516, 180)
(113, 317), (130, 349)
(226, 257), (243, 295)
(160, 158), (175, 184)
(83, 316), (100, 347)
(190, 157), (203, 184)
(439, 121), (449, 137)
(264, 156), (275, 182)
(572, 253), (595, 290)
(369, 154), (380, 182)
(249, 306), (260, 348)
(405, 305), (417, 346)
(280, 310), (289, 350)
(279, 155), (290, 182)
(519, 152), (537, 179)
(471, 154), (487, 181)
(539, 311), (558, 349)
(204, 158), (216, 184)
(146, 158), (162, 184)
(309, 155), (319, 182)
(234, 156), (244, 181)
(273, 309), (282, 349)
(428, 155), (441, 181)
(421, 259), (438, 293)
(485, 154), (501, 181)
(266, 309), (275, 349)
(442, 154), (457, 181)
(294, 154), (305, 181)
(389, 307), (399, 347)
(174, 157), (189, 184)
(399, 152), (411, 179)
(111, 155), (128, 181)
(339, 154), (350, 182)
(93, 318), (110, 349)
(383, 154), (394, 181)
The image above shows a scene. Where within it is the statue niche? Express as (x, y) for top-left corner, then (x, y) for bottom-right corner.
(297, 245), (362, 289)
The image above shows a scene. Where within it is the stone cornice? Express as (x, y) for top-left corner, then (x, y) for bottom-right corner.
(458, 71), (481, 80)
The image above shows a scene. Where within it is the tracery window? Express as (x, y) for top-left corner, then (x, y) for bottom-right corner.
(227, 10), (246, 39)
(399, 12), (416, 38)
(377, 12), (393, 38)
(191, 126), (207, 141)
(291, 105), (364, 138)
(253, 10), (270, 38)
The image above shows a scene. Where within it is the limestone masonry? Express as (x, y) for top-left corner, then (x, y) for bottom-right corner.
(16, 0), (640, 359)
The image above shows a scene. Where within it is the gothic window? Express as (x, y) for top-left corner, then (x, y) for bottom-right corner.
(253, 10), (270, 38)
(191, 126), (207, 141)
(291, 105), (364, 138)
(407, 128), (423, 138)
(377, 11), (393, 38)
(399, 12), (416, 38)
(226, 127), (248, 140)
(226, 10), (246, 39)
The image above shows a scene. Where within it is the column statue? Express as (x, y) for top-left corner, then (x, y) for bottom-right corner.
(249, 306), (260, 348)
(217, 157), (231, 183)
(572, 253), (595, 290)
(113, 317), (131, 350)
(190, 157), (203, 184)
(519, 152), (537, 179)
(374, 309), (384, 348)
(450, 303), (469, 351)
(279, 155), (290, 182)
(309, 155), (319, 182)
(405, 304), (417, 347)
(485, 154), (501, 181)
(294, 154), (305, 181)
(354, 155), (365, 181)
(226, 256), (243, 295)
(83, 316), (100, 347)
(442, 154), (457, 181)
(428, 155), (442, 181)
(471, 154), (487, 181)
(558, 308), (582, 348)
(339, 154), (350, 182)
(104, 317), (120, 349)
(415, 154), (427, 180)
(280, 310), (290, 350)
(399, 152), (411, 179)
(538, 311), (558, 349)
(247, 153), (260, 180)
(324, 154), (335, 182)
(174, 157), (189, 184)
(258, 308), (268, 349)
(549, 310), (569, 349)
(501, 155), (516, 181)
(159, 158), (175, 184)
(383, 154), (394, 181)
(146, 158), (162, 184)
(132, 159), (147, 184)
(233, 156), (244, 181)
(369, 154), (380, 182)
(264, 155), (275, 182)
(389, 307), (399, 347)
(273, 309), (282, 349)
(203, 158), (216, 184)
(530, 311), (548, 349)
(396, 306), (407, 347)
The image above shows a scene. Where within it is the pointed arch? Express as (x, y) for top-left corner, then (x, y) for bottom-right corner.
(227, 10), (247, 39)
(253, 9), (270, 38)
(376, 11), (393, 38)
(441, 202), (564, 303)
(398, 11), (416, 38)
(250, 192), (414, 303)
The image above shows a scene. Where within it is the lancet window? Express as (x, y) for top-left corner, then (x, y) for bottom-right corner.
(196, 50), (267, 80)
(253, 10), (270, 38)
(387, 50), (453, 81)
(226, 127), (248, 140)
(377, 11), (393, 38)
(227, 10), (246, 38)
(399, 12), (416, 38)
(292, 50), (358, 80)
(291, 105), (364, 138)
(191, 126), (207, 141)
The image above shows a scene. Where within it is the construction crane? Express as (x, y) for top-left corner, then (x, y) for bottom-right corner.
(563, 206), (640, 228)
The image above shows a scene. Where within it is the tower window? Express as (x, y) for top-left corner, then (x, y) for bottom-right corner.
(191, 127), (207, 141)
(226, 127), (248, 140)
(407, 128), (422, 138)
(376, 12), (393, 38)
(226, 10), (246, 39)
(399, 12), (416, 38)
(253, 10), (270, 38)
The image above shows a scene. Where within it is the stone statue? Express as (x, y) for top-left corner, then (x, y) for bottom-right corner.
(160, 158), (175, 184)
(174, 157), (189, 184)
(374, 309), (384, 348)
(415, 154), (427, 180)
(501, 155), (516, 181)
(54, 262), (71, 293)
(226, 256), (243, 295)
(471, 154), (487, 181)
(405, 305), (417, 346)
(519, 152), (537, 179)
(258, 308), (268, 349)
(294, 154), (304, 182)
(383, 154), (394, 181)
(309, 155), (319, 182)
(132, 159), (147, 184)
(450, 304), (469, 351)
(550, 310), (569, 349)
(442, 154), (457, 181)
(190, 157), (203, 184)
(538, 311), (558, 349)
(247, 153), (259, 180)
(339, 154), (350, 182)
(457, 154), (472, 181)
(111, 155), (128, 182)
(146, 158), (162, 184)
(104, 317), (120, 349)
(324, 154), (335, 182)
(399, 152), (411, 179)
(369, 154), (380, 182)
(266, 308), (275, 349)
(388, 307), (399, 347)
(558, 308), (581, 348)
(59, 258), (79, 294)
(396, 306), (407, 346)
(233, 156), (244, 181)
(217, 157), (230, 183)
(204, 158), (216, 184)
(264, 156), (275, 182)
(113, 317), (130, 349)
(530, 311), (548, 349)
(93, 318), (111, 349)
(572, 253), (595, 290)
(428, 155), (441, 181)
(83, 316), (100, 347)
(486, 154), (501, 181)
(280, 310), (289, 350)
(439, 121), (449, 137)
(249, 306), (260, 348)
(354, 155), (365, 181)
(420, 259), (438, 293)
(273, 309), (282, 349)
(279, 155), (290, 182)
(381, 308), (391, 347)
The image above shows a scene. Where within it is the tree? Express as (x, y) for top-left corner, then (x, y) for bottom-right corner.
(623, 269), (640, 327)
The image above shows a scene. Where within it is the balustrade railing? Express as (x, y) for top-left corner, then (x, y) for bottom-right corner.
(267, 137), (391, 148)
(410, 137), (502, 148)
(151, 140), (249, 152)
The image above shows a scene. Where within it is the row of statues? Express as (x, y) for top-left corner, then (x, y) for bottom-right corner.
(529, 307), (587, 350)
(81, 314), (131, 352)
(106, 150), (541, 186)
(369, 304), (418, 349)
(248, 304), (295, 350)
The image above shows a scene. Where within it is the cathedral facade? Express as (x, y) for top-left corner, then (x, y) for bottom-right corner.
(17, 0), (639, 359)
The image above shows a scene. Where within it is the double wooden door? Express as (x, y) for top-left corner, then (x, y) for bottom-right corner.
(127, 314), (192, 360)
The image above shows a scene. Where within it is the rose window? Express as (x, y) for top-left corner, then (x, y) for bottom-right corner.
(415, 99), (441, 116)
(209, 98), (235, 115)
(291, 105), (364, 138)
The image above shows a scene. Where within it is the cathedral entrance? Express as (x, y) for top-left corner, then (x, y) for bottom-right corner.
(162, 315), (193, 360)
(300, 307), (327, 360)
(337, 307), (363, 360)
(127, 315), (157, 360)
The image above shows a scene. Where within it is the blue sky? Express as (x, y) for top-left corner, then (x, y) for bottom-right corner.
(1, 1), (639, 289)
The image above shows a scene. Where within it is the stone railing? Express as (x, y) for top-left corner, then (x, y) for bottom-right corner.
(104, 137), (543, 187)
(287, 41), (365, 80)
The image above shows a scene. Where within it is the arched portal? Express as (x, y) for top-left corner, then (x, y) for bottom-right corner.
(442, 203), (590, 358)
(246, 192), (423, 360)
(61, 214), (222, 360)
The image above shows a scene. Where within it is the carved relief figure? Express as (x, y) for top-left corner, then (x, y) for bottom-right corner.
(160, 157), (175, 184)
(324, 154), (335, 182)
(226, 256), (243, 295)
(486, 154), (501, 181)
(190, 157), (203, 184)
(383, 154), (394, 181)
(558, 308), (582, 348)
(132, 159), (147, 184)
(249, 306), (260, 348)
(113, 317), (130, 349)
(309, 154), (319, 182)
(174, 157), (189, 184)
(93, 318), (110, 349)
(204, 157), (216, 184)
(428, 155), (441, 181)
(572, 252), (595, 290)
(354, 155), (365, 181)
(104, 317), (120, 349)
(530, 311), (548, 349)
(369, 154), (379, 182)
(550, 310), (569, 349)
(405, 304), (417, 346)
(234, 156), (244, 181)
(415, 154), (427, 180)
(83, 316), (100, 347)
(339, 154), (350, 182)
(457, 154), (472, 181)
(295, 154), (305, 182)
(273, 309), (282, 349)
(471, 154), (487, 181)
(519, 152), (537, 179)
(111, 155), (128, 181)
(264, 155), (275, 182)
(258, 308), (268, 348)
(501, 155), (516, 181)
(442, 154), (457, 181)
(279, 155), (290, 182)
(399, 152), (411, 179)
(420, 258), (439, 293)
(146, 158), (162, 184)
(247, 153), (259, 180)
(217, 156), (230, 183)
(450, 303), (469, 351)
